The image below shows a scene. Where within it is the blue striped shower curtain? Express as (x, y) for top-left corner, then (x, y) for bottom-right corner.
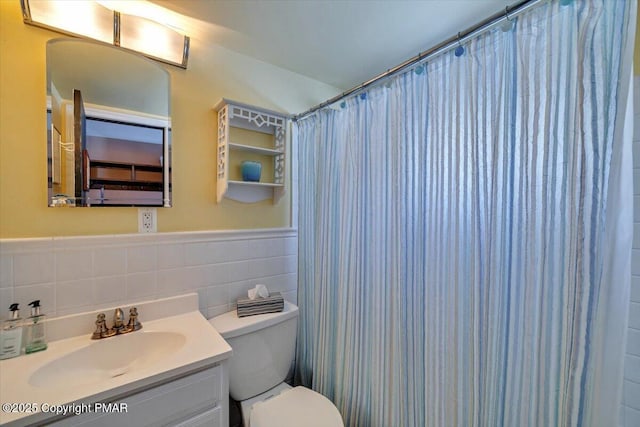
(295, 1), (636, 426)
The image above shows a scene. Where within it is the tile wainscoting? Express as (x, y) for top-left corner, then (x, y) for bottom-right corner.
(621, 76), (640, 427)
(0, 228), (297, 320)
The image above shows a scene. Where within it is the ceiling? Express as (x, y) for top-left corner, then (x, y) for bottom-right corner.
(147, 0), (514, 90)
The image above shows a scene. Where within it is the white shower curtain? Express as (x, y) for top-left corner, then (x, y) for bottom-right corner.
(295, 1), (636, 426)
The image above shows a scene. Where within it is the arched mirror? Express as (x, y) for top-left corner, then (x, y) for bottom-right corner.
(46, 38), (171, 207)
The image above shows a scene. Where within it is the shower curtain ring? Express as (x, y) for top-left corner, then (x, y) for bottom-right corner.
(454, 32), (465, 57)
(501, 6), (515, 32)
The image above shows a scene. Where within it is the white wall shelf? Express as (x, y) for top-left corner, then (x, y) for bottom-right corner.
(228, 142), (284, 156)
(226, 181), (285, 203)
(214, 99), (289, 203)
(228, 180), (284, 188)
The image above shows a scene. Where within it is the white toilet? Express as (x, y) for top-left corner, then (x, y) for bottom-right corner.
(210, 301), (343, 427)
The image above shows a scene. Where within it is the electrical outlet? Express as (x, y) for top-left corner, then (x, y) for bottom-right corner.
(138, 208), (157, 233)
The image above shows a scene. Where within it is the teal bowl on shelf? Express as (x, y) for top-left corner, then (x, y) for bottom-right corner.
(241, 161), (262, 182)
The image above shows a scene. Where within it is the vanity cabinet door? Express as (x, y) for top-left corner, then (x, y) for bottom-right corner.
(47, 364), (227, 427)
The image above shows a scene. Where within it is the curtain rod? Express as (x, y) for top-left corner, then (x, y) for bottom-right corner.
(293, 0), (542, 121)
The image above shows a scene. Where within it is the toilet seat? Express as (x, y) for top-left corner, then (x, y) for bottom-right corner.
(250, 386), (344, 427)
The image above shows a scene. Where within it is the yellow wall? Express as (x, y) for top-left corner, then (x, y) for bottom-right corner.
(3, 2), (638, 238)
(0, 1), (339, 238)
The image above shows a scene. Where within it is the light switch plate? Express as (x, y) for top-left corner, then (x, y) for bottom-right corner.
(138, 208), (157, 233)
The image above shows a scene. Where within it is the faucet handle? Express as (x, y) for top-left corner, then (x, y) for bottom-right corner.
(127, 307), (142, 331)
(91, 313), (105, 339)
(92, 313), (114, 339)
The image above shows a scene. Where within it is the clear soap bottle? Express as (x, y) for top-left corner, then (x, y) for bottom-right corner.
(25, 300), (47, 354)
(0, 303), (22, 359)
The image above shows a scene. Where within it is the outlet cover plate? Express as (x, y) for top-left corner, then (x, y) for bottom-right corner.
(138, 208), (157, 233)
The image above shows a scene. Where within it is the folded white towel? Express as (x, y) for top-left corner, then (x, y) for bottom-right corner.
(248, 284), (269, 300)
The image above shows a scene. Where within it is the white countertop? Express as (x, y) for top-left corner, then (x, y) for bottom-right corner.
(0, 295), (232, 426)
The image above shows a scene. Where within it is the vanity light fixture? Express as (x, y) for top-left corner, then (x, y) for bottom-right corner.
(20, 0), (190, 68)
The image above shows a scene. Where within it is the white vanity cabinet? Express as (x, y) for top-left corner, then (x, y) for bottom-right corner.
(214, 99), (289, 203)
(46, 363), (228, 427)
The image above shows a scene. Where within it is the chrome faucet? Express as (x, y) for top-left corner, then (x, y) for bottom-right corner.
(91, 307), (142, 340)
(112, 307), (126, 334)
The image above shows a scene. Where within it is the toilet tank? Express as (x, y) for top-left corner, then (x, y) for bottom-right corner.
(210, 302), (299, 401)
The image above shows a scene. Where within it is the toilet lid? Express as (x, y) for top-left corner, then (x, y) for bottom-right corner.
(250, 386), (344, 427)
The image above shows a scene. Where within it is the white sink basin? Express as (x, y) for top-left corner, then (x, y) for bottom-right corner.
(29, 331), (186, 389)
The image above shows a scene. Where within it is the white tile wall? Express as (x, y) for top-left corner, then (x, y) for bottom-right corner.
(0, 229), (298, 322)
(623, 76), (640, 427)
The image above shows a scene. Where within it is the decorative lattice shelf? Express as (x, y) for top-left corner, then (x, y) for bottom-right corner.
(214, 99), (289, 203)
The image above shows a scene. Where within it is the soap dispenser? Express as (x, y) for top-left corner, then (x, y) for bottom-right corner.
(0, 303), (23, 359)
(24, 300), (47, 354)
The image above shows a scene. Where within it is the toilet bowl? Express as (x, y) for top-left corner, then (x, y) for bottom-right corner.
(210, 302), (343, 427)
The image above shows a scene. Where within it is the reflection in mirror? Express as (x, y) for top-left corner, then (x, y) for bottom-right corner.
(46, 38), (171, 207)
